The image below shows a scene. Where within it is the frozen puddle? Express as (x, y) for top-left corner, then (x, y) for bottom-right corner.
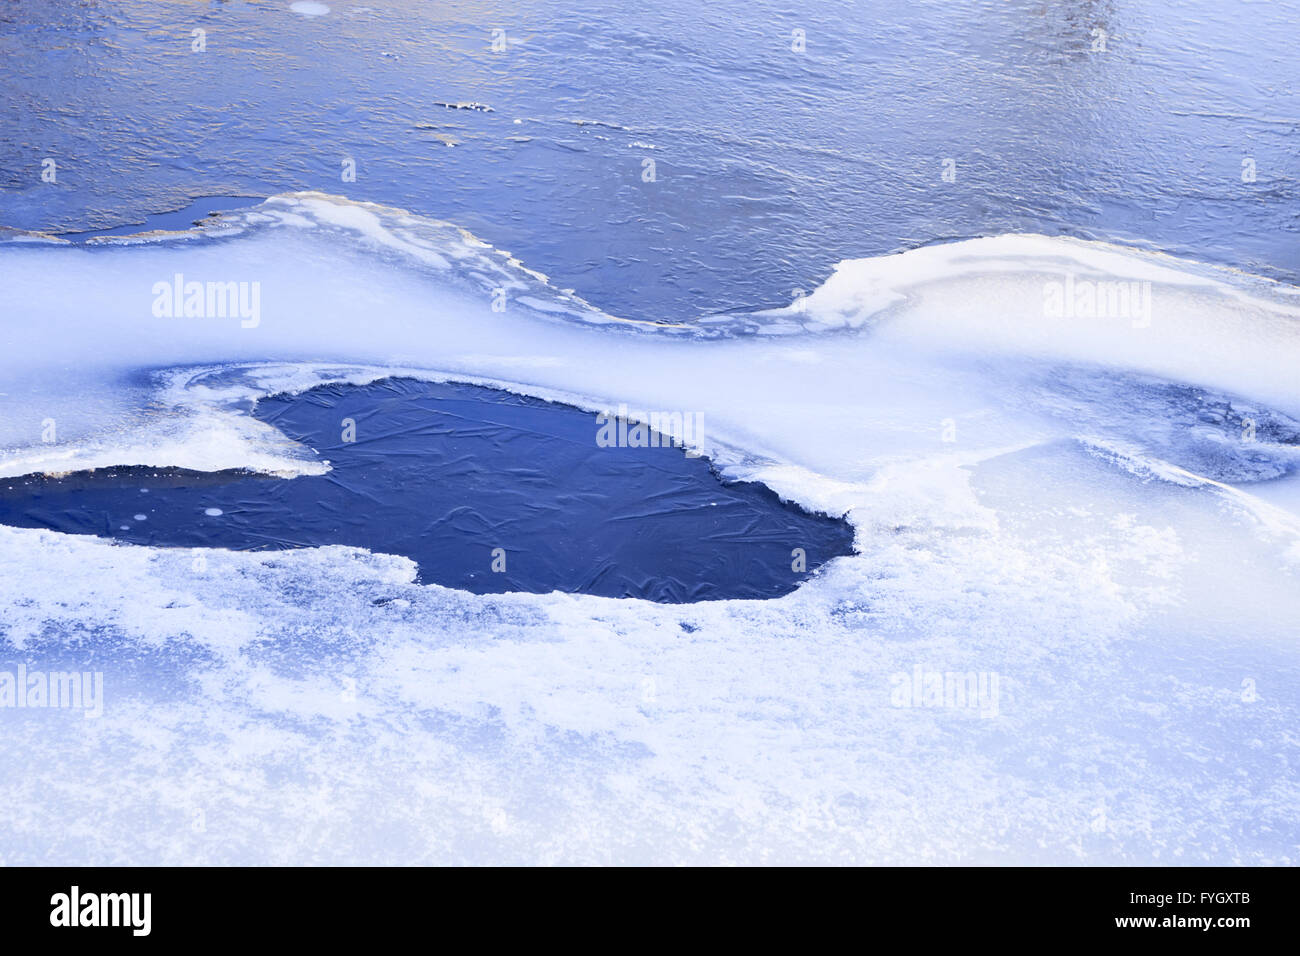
(0, 378), (854, 602)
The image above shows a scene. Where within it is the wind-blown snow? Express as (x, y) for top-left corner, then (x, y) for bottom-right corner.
(1, 193), (1297, 864)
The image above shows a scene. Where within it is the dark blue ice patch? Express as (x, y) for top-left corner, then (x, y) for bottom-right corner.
(57, 195), (265, 241)
(0, 379), (855, 603)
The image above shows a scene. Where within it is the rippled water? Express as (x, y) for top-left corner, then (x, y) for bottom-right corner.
(2, 0), (1297, 321)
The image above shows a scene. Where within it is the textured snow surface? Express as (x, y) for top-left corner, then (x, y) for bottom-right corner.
(1, 194), (1297, 863)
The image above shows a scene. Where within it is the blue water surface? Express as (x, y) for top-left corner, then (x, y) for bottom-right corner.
(1, 0), (1296, 322)
(0, 379), (855, 602)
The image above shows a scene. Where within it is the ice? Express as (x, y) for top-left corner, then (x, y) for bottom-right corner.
(1, 194), (1298, 863)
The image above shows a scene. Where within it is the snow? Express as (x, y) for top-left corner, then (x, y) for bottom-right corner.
(0, 193), (1297, 863)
